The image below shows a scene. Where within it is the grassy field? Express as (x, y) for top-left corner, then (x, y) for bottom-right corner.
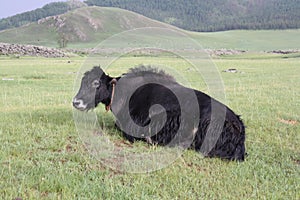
(0, 53), (299, 199)
(189, 29), (300, 51)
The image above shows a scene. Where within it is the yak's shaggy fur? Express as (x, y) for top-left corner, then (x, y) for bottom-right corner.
(73, 66), (246, 161)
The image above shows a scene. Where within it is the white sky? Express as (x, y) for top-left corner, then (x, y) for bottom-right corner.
(0, 0), (68, 19)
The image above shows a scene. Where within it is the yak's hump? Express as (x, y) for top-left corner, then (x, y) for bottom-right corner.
(127, 65), (176, 82)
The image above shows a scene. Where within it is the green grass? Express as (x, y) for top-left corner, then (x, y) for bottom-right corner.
(189, 29), (300, 51)
(0, 23), (59, 47)
(0, 54), (299, 199)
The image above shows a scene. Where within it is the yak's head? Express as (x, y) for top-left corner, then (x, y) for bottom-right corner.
(73, 67), (114, 111)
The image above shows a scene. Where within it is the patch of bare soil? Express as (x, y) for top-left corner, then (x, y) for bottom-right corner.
(279, 118), (298, 125)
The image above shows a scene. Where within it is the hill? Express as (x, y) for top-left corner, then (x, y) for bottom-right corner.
(0, 6), (299, 51)
(84, 0), (300, 32)
(0, 1), (87, 31)
(0, 7), (172, 48)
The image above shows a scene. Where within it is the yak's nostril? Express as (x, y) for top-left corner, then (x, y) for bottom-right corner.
(72, 98), (82, 107)
(73, 101), (80, 107)
(72, 98), (87, 111)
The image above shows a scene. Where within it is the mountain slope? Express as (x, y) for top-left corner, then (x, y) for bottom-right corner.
(0, 7), (173, 48)
(85, 0), (300, 32)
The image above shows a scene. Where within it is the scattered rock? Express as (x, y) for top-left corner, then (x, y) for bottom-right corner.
(223, 68), (238, 73)
(2, 78), (14, 81)
(222, 68), (244, 74)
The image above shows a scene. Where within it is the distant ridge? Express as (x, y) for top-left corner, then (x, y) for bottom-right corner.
(1, 0), (300, 32)
(85, 0), (300, 32)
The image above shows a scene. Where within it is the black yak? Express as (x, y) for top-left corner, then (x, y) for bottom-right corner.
(73, 66), (246, 161)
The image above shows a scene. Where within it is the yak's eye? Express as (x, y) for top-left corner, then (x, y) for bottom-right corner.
(92, 80), (100, 88)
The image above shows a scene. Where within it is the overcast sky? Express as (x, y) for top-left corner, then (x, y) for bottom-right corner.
(0, 0), (67, 19)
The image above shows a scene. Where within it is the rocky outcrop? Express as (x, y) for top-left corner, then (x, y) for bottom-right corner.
(268, 50), (300, 54)
(207, 49), (246, 56)
(0, 43), (67, 57)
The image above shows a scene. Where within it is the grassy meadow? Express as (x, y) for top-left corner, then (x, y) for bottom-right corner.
(0, 53), (299, 199)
